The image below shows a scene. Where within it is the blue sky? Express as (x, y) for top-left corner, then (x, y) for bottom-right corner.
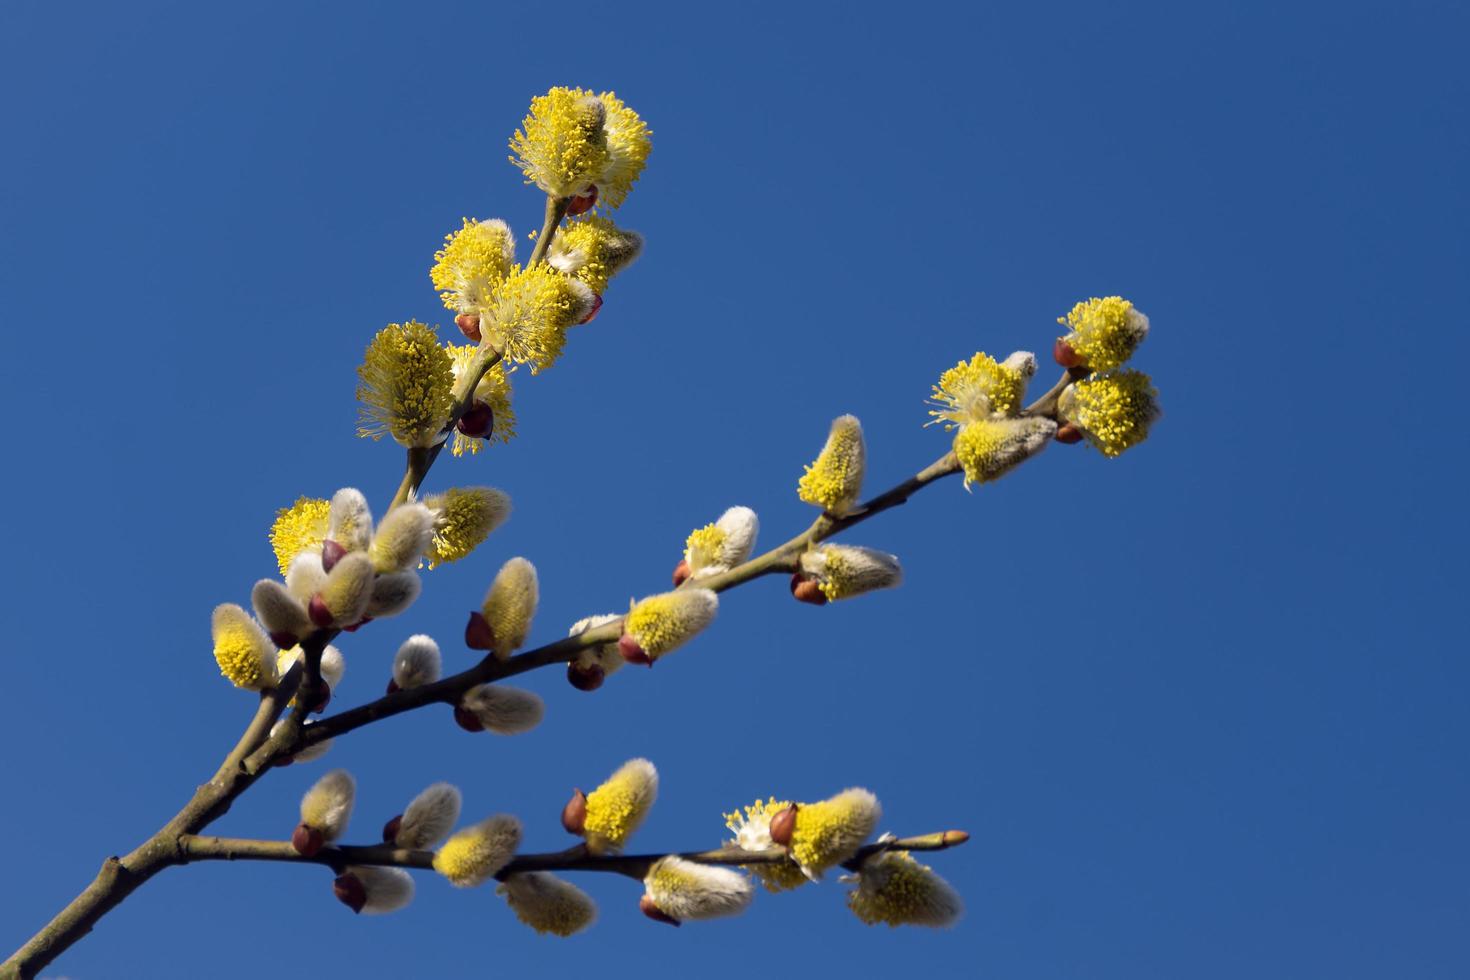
(1, 1), (1466, 977)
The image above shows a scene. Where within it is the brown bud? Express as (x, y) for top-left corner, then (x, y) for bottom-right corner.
(454, 312), (483, 343)
(768, 804), (798, 847)
(790, 575), (828, 605)
(385, 678), (401, 695)
(671, 559), (691, 587)
(639, 893), (681, 927)
(561, 788), (588, 836)
(308, 594), (333, 628)
(333, 872), (367, 914)
(1055, 423), (1084, 444)
(464, 610), (496, 651)
(268, 631), (299, 650)
(942, 829), (971, 847)
(567, 661), (605, 692)
(456, 401), (495, 439)
(566, 185), (598, 216)
(1053, 337), (1085, 369)
(274, 754), (295, 767)
(320, 539), (347, 573)
(342, 616), (372, 633)
(618, 633), (651, 666)
(310, 685), (331, 714)
(453, 704), (485, 732)
(382, 814), (403, 844)
(292, 822), (325, 857)
(578, 293), (604, 325)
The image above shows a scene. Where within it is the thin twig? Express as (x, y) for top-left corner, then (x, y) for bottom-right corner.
(305, 374), (1071, 748)
(527, 194), (570, 268)
(302, 447), (966, 747)
(177, 830), (971, 882)
(1019, 366), (1087, 420)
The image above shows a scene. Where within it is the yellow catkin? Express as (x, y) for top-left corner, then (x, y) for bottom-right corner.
(848, 850), (963, 928)
(595, 91), (651, 209)
(269, 496), (329, 577)
(583, 758), (658, 854)
(497, 873), (598, 937)
(488, 265), (593, 374)
(623, 590), (718, 659)
(211, 604), (276, 691)
(928, 352), (1029, 427)
(684, 524), (726, 572)
(508, 87), (610, 198)
(642, 856), (752, 921)
(424, 487), (511, 568)
(952, 416), (1056, 488)
(789, 788), (881, 877)
(797, 415), (866, 514)
(481, 557), (538, 659)
(355, 321), (455, 447)
(684, 507), (758, 575)
(799, 545), (903, 601)
(1062, 369), (1160, 458)
(1058, 296), (1149, 372)
(430, 218), (516, 314)
(724, 798), (809, 893)
(433, 815), (522, 888)
(300, 769), (355, 839)
(547, 214), (643, 293)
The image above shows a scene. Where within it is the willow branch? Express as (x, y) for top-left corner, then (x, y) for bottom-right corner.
(302, 446), (968, 746)
(308, 369), (1081, 749)
(304, 364), (1079, 746)
(675, 369), (1074, 591)
(177, 830), (970, 881)
(301, 623), (619, 744)
(387, 194), (568, 510)
(386, 195), (569, 512)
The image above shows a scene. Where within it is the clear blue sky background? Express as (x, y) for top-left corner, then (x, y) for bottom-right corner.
(2, 1), (1465, 977)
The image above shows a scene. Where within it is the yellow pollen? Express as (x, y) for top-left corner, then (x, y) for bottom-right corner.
(583, 759), (657, 853)
(430, 218), (515, 314)
(594, 91), (651, 209)
(508, 87), (610, 199)
(1065, 369), (1159, 458)
(797, 415), (865, 514)
(269, 496), (329, 576)
(1058, 296), (1147, 372)
(928, 352), (1027, 427)
(356, 321), (455, 447)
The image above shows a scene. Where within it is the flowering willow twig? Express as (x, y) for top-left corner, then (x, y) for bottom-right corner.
(386, 194), (572, 512)
(298, 446), (965, 748)
(387, 345), (504, 511)
(176, 830), (970, 879)
(296, 370), (1077, 749)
